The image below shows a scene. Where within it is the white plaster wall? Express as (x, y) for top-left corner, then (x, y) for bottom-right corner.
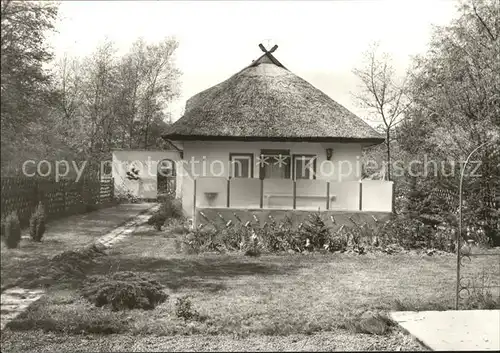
(178, 141), (364, 217)
(361, 180), (394, 212)
(112, 150), (182, 200)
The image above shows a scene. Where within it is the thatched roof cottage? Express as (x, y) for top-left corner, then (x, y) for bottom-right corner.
(160, 44), (393, 222)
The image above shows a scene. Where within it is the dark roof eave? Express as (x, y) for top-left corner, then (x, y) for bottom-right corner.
(162, 134), (385, 145)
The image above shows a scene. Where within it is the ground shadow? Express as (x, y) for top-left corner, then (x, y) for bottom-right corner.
(88, 254), (302, 293)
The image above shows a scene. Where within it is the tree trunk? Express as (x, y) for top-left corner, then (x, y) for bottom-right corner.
(386, 130), (391, 181)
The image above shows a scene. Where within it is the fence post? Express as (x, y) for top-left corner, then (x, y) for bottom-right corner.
(260, 179), (264, 209)
(227, 178), (230, 208)
(359, 181), (363, 211)
(293, 180), (297, 210)
(192, 178), (197, 228)
(326, 182), (330, 210)
(391, 181), (396, 214)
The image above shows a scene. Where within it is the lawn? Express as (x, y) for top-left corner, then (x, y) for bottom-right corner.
(0, 204), (152, 290)
(1, 224), (499, 352)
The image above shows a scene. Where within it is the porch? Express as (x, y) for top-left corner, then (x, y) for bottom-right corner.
(192, 177), (394, 225)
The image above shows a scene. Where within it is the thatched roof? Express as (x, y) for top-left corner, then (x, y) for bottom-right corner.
(163, 46), (384, 144)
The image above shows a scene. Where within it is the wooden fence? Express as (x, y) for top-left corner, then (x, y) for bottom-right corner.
(1, 177), (115, 227)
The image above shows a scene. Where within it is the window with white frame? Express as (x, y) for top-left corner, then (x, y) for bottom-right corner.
(293, 155), (316, 180)
(230, 154), (253, 178)
(259, 149), (291, 179)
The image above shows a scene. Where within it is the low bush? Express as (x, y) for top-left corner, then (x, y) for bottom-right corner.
(174, 223), (252, 254)
(175, 295), (205, 321)
(177, 212), (459, 256)
(81, 271), (168, 311)
(148, 198), (184, 231)
(48, 244), (107, 282)
(3, 211), (21, 249)
(243, 231), (262, 257)
(299, 212), (330, 250)
(341, 311), (395, 336)
(6, 300), (129, 334)
(29, 202), (46, 242)
(258, 216), (300, 252)
(463, 272), (500, 310)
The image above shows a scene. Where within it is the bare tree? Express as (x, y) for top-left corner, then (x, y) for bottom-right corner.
(353, 43), (409, 181)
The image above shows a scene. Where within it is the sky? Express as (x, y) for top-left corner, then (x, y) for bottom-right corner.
(48, 0), (460, 122)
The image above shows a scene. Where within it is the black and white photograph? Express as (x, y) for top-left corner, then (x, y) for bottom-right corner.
(0, 0), (499, 351)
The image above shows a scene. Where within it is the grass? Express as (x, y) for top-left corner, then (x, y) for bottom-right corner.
(0, 204), (153, 290)
(2, 224), (499, 352)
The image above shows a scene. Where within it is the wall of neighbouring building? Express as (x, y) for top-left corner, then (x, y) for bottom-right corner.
(177, 141), (365, 217)
(111, 150), (182, 199)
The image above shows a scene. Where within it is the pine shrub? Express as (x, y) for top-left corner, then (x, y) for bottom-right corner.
(3, 211), (21, 249)
(29, 202), (46, 242)
(299, 212), (330, 250)
(82, 271), (168, 311)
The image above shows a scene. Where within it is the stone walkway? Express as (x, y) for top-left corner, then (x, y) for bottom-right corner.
(391, 310), (500, 351)
(1, 203), (159, 331)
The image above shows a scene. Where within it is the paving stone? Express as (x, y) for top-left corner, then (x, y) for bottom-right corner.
(391, 310), (500, 351)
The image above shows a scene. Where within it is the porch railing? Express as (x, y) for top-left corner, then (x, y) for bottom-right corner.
(193, 177), (393, 213)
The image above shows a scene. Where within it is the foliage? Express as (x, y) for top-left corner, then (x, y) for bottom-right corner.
(1, 0), (60, 173)
(243, 231), (262, 257)
(29, 202), (46, 242)
(3, 211), (21, 248)
(353, 42), (409, 181)
(82, 271), (168, 311)
(174, 295), (205, 321)
(147, 198), (184, 230)
(341, 311), (395, 336)
(183, 212), (461, 255)
(399, 0), (500, 246)
(48, 244), (107, 283)
(299, 213), (330, 250)
(463, 270), (500, 310)
(1, 11), (182, 175)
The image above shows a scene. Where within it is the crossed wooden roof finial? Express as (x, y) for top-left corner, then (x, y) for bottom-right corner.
(259, 42), (278, 54)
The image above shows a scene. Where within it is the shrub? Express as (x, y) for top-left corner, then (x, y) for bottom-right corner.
(164, 218), (190, 236)
(175, 295), (204, 321)
(383, 215), (455, 252)
(3, 211), (21, 249)
(148, 198), (184, 231)
(29, 202), (46, 242)
(219, 224), (252, 252)
(49, 244), (107, 281)
(259, 216), (302, 252)
(341, 311), (395, 336)
(463, 272), (500, 310)
(82, 271), (168, 311)
(299, 212), (330, 250)
(176, 223), (252, 254)
(324, 225), (348, 252)
(243, 231), (262, 257)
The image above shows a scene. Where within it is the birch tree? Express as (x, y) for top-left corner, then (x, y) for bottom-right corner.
(353, 43), (409, 181)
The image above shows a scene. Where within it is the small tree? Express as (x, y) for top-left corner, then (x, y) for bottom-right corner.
(300, 212), (330, 250)
(3, 211), (21, 248)
(353, 43), (409, 181)
(29, 202), (46, 242)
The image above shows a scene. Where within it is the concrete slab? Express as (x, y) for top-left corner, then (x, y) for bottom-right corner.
(391, 310), (500, 351)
